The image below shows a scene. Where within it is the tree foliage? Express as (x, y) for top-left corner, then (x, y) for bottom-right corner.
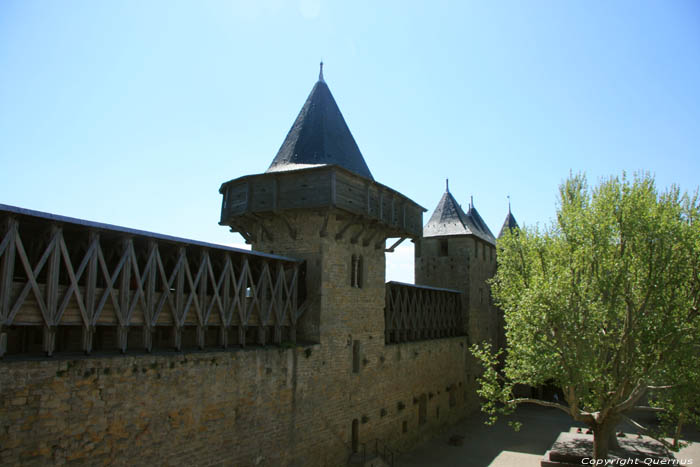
(472, 173), (700, 459)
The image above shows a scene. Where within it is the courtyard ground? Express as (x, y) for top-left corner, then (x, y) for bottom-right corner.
(397, 405), (700, 467)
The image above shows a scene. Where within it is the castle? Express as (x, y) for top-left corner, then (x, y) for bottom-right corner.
(0, 65), (518, 466)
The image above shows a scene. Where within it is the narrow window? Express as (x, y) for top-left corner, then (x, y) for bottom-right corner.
(439, 239), (448, 257)
(418, 394), (427, 425)
(352, 419), (359, 453)
(402, 420), (408, 433)
(351, 255), (363, 288)
(351, 255), (357, 287)
(353, 340), (360, 373)
(449, 385), (456, 407)
(357, 256), (363, 288)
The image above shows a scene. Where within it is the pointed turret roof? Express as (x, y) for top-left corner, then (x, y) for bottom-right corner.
(266, 63), (374, 180)
(467, 201), (497, 245)
(423, 181), (496, 245)
(498, 204), (519, 238)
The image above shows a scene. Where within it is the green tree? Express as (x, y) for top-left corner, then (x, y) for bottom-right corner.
(472, 173), (700, 460)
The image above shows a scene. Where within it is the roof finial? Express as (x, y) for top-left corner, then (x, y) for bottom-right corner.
(507, 195), (511, 214)
(470, 195), (474, 209)
(319, 61), (324, 82)
(446, 178), (449, 192)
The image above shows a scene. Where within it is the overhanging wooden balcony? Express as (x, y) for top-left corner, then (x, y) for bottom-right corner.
(219, 165), (426, 243)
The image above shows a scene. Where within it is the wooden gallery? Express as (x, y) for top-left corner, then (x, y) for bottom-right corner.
(0, 66), (517, 466)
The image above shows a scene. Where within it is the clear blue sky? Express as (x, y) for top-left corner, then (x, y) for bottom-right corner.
(2, 1), (699, 282)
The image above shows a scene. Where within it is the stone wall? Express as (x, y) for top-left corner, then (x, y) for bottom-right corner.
(1, 210), (485, 466)
(1, 337), (475, 466)
(415, 235), (499, 346)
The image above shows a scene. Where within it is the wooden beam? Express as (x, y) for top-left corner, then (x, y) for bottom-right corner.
(144, 240), (157, 351)
(330, 171), (337, 207)
(0, 219), (17, 321)
(0, 218), (16, 357)
(84, 232), (99, 354)
(319, 211), (330, 237)
(46, 225), (61, 328)
(385, 237), (406, 253)
(175, 246), (185, 331)
(56, 233), (89, 327)
(279, 213), (297, 240)
(350, 224), (366, 244)
(271, 176), (278, 212)
(246, 213), (273, 242)
(335, 216), (361, 241)
(11, 228), (52, 326)
(228, 223), (252, 244)
(118, 238), (132, 353)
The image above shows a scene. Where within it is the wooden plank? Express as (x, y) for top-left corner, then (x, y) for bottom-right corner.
(94, 245), (126, 326)
(271, 176), (278, 211)
(335, 177), (366, 209)
(118, 239), (132, 335)
(84, 232), (98, 353)
(153, 248), (179, 325)
(56, 235), (88, 326)
(9, 283), (44, 324)
(223, 183), (248, 216)
(0, 219), (17, 326)
(10, 231), (51, 326)
(125, 240), (148, 324)
(206, 254), (227, 325)
(250, 178), (274, 212)
(222, 255), (233, 326)
(45, 226), (62, 327)
(175, 247), (185, 327)
(330, 170), (337, 206)
(145, 241), (157, 330)
(199, 251), (210, 324)
(182, 249), (204, 326)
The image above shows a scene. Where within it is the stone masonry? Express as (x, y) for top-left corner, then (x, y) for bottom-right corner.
(0, 67), (505, 466)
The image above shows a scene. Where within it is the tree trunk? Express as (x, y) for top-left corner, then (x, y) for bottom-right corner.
(593, 419), (619, 460)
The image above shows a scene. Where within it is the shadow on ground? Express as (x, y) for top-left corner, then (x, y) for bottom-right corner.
(396, 405), (700, 467)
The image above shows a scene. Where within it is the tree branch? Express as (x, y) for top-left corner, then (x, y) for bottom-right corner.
(614, 381), (648, 413)
(632, 406), (665, 413)
(508, 397), (594, 423)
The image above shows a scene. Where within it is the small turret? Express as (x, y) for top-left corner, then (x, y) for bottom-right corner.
(497, 197), (519, 238)
(415, 181), (497, 345)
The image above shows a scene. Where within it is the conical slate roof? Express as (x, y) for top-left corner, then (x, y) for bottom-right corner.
(467, 203), (496, 245)
(498, 207), (519, 238)
(266, 65), (374, 180)
(423, 182), (496, 245)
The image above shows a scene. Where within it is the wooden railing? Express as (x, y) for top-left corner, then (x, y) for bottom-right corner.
(0, 204), (304, 357)
(384, 281), (463, 344)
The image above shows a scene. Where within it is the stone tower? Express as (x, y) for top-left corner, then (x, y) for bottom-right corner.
(414, 181), (498, 346)
(218, 63), (424, 351)
(218, 66), (428, 460)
